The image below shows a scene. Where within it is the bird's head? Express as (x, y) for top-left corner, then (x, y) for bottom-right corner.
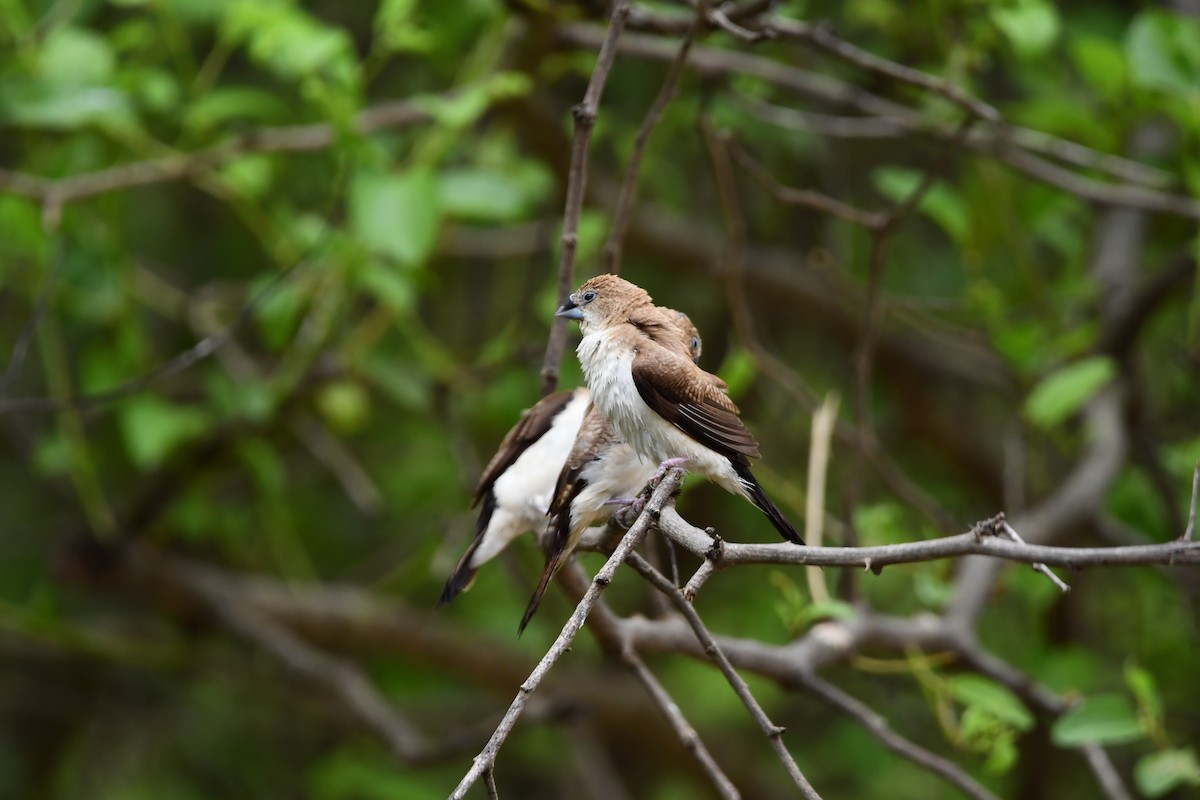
(665, 308), (703, 363)
(556, 274), (653, 334)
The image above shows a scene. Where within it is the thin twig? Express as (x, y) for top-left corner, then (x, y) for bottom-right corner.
(799, 672), (1001, 800)
(728, 141), (885, 228)
(682, 558), (716, 601)
(1182, 463), (1198, 541)
(558, 25), (1197, 214)
(1079, 744), (1135, 800)
(149, 551), (430, 760)
(0, 244), (60, 396)
(627, 554), (823, 800)
(996, 520), (1070, 593)
(605, 9), (704, 274)
(449, 468), (682, 799)
(805, 393), (840, 603)
(0, 98), (431, 209)
(622, 647), (741, 799)
(539, 0), (632, 397)
(484, 768), (500, 800)
(770, 18), (999, 122)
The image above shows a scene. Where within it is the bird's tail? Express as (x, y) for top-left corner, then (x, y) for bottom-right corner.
(733, 461), (805, 545)
(518, 503), (574, 634)
(437, 492), (495, 607)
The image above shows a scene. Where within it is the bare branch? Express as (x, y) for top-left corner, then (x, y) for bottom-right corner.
(0, 98), (431, 209)
(605, 10), (703, 274)
(996, 519), (1070, 593)
(450, 468), (682, 799)
(727, 139), (885, 228)
(799, 672), (1001, 800)
(627, 553), (823, 800)
(806, 393), (840, 602)
(539, 0), (633, 397)
(654, 506), (1200, 568)
(558, 25), (1198, 214)
(769, 18), (1000, 122)
(622, 647), (741, 799)
(140, 550), (431, 760)
(1183, 463), (1199, 541)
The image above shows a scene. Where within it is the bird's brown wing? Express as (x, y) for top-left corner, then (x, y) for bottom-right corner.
(631, 347), (761, 461)
(547, 402), (614, 516)
(473, 389), (581, 507)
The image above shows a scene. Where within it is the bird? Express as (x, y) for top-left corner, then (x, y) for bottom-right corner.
(440, 308), (704, 608)
(439, 388), (590, 606)
(555, 273), (803, 546)
(518, 306), (704, 633)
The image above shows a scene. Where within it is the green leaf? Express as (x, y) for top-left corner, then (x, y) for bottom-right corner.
(715, 347), (756, 399)
(1051, 694), (1145, 747)
(947, 675), (1035, 732)
(315, 380), (371, 434)
(0, 80), (132, 129)
(182, 87), (291, 135)
(350, 170), (441, 267)
(990, 0), (1061, 60)
(1023, 356), (1116, 429)
(1134, 749), (1200, 798)
(38, 27), (114, 84)
(120, 397), (210, 470)
(1126, 10), (1200, 97)
(1124, 663), (1163, 724)
(1070, 35), (1126, 100)
(438, 168), (531, 222)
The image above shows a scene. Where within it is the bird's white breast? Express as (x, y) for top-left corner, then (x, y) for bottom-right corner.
(577, 329), (743, 495)
(477, 390), (590, 563)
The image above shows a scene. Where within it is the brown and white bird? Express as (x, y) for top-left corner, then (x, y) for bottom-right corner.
(441, 309), (704, 608)
(518, 307), (704, 633)
(439, 387), (590, 606)
(555, 274), (803, 545)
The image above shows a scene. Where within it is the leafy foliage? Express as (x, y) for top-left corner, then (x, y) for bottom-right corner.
(0, 0), (1197, 798)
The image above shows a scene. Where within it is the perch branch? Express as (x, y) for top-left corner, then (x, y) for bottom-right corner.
(449, 468), (682, 799)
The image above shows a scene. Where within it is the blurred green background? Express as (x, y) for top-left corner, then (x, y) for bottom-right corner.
(1, 0), (1198, 797)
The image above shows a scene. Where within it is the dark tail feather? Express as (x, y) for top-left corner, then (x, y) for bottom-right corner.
(518, 502), (574, 635)
(733, 461), (805, 545)
(438, 557), (478, 608)
(438, 492), (495, 608)
(518, 555), (560, 635)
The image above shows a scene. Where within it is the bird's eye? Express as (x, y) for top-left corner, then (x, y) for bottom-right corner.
(582, 290), (597, 303)
(691, 336), (700, 351)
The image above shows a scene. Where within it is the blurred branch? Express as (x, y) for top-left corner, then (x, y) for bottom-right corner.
(557, 25), (1200, 216)
(450, 468), (682, 799)
(0, 98), (431, 220)
(768, 18), (1000, 122)
(604, 8), (703, 274)
(621, 647), (741, 800)
(130, 548), (433, 761)
(538, 0), (632, 397)
(0, 223), (329, 416)
(627, 553), (823, 800)
(799, 672), (1000, 800)
(1184, 464), (1199, 542)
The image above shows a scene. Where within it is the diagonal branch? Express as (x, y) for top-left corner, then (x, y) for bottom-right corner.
(799, 672), (1001, 800)
(627, 554), (823, 799)
(539, 0), (633, 397)
(449, 468), (683, 799)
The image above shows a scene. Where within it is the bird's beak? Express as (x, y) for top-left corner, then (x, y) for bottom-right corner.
(556, 297), (583, 320)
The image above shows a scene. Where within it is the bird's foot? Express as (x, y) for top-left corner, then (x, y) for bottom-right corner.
(604, 496), (639, 507)
(652, 457), (690, 486)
